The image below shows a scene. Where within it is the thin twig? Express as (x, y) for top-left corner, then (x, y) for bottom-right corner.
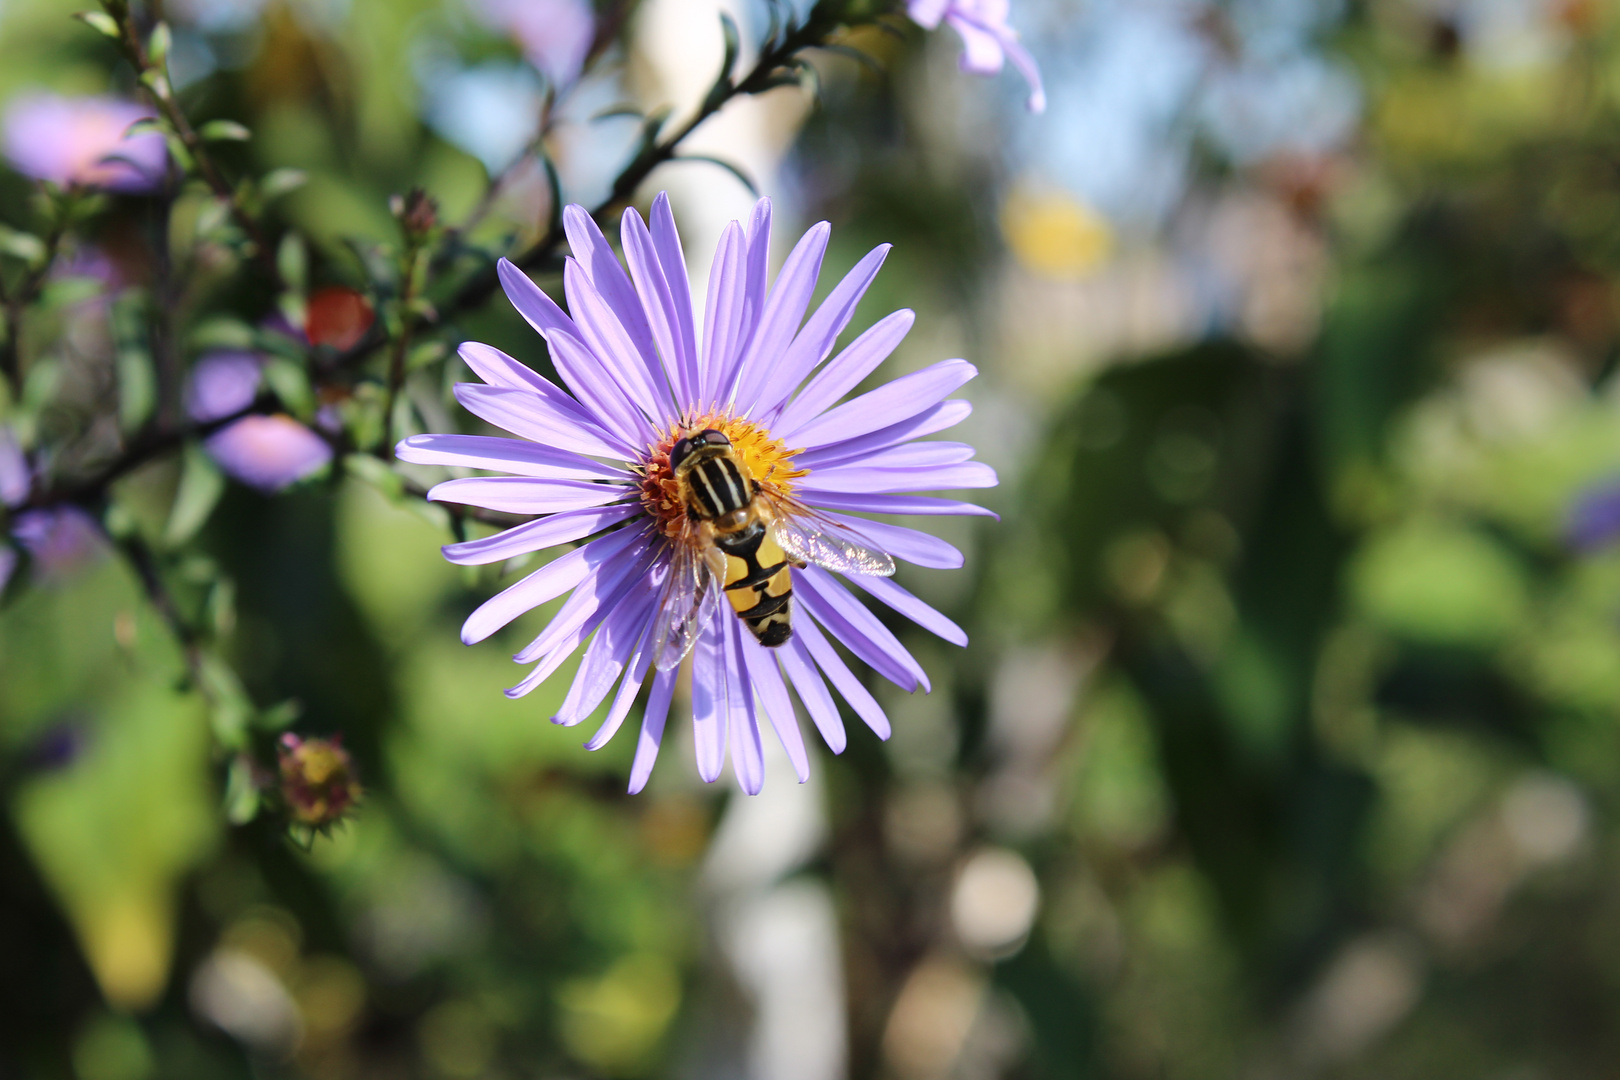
(102, 2), (279, 281)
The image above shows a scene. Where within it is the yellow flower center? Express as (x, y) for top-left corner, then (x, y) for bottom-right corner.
(637, 414), (809, 538)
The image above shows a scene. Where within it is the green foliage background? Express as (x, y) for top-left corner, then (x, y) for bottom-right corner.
(6, 0), (1620, 1077)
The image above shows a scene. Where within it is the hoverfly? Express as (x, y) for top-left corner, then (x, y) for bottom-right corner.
(652, 428), (895, 671)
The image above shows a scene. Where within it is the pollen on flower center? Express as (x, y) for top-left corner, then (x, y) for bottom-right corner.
(637, 414), (809, 537)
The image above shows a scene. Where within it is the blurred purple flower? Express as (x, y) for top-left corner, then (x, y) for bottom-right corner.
(1, 93), (168, 193)
(908, 0), (1046, 113)
(476, 0), (595, 89)
(1567, 477), (1620, 552)
(186, 352), (332, 492)
(1, 427), (106, 589)
(399, 192), (992, 794)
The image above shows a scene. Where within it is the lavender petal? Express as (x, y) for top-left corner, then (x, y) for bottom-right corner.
(457, 339), (556, 394)
(628, 667), (677, 793)
(793, 400), (972, 471)
(397, 433), (631, 481)
(846, 574), (967, 646)
(649, 193), (701, 405)
(497, 257), (578, 341)
(564, 257), (675, 423)
(778, 635), (846, 753)
(701, 222), (750, 408)
(725, 617), (765, 795)
(585, 616), (656, 751)
(796, 461), (998, 496)
(794, 612), (892, 739)
(783, 359), (976, 449)
(796, 565), (931, 692)
(545, 325), (657, 444)
(741, 635), (809, 782)
(732, 221), (831, 414)
(454, 381), (635, 460)
(803, 491), (998, 518)
(553, 577), (658, 726)
(822, 512), (964, 570)
(622, 206), (696, 407)
(512, 534), (658, 662)
(755, 244), (892, 422)
(772, 310), (916, 436)
(561, 204), (662, 375)
(461, 523), (645, 644)
(692, 617), (729, 783)
(441, 503), (640, 566)
(428, 476), (636, 515)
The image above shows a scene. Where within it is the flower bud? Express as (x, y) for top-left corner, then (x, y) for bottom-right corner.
(276, 733), (361, 828)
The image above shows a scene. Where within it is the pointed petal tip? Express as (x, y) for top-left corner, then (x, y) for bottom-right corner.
(627, 775), (649, 795)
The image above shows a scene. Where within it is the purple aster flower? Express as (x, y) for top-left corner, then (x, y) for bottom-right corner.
(1567, 476), (1620, 552)
(907, 0), (1046, 114)
(476, 0), (596, 89)
(0, 426), (105, 589)
(186, 351), (333, 492)
(1, 93), (168, 193)
(397, 192), (994, 794)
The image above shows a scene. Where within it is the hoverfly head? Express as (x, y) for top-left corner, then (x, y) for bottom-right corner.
(669, 428), (731, 472)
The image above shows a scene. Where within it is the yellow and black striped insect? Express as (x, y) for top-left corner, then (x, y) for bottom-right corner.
(653, 428), (895, 670)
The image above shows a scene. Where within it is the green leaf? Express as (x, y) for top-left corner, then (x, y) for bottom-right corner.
(111, 293), (155, 434)
(147, 21), (171, 67)
(187, 316), (256, 350)
(259, 168), (308, 199)
(197, 119), (251, 143)
(223, 754), (262, 825)
(116, 349), (155, 434)
(196, 651), (253, 750)
(406, 339), (448, 372)
(262, 358), (314, 418)
(74, 10), (122, 38)
(277, 233), (307, 292)
(139, 69), (172, 100)
(163, 444), (225, 548)
(0, 226), (47, 265)
(344, 452), (405, 500)
(256, 699), (303, 732)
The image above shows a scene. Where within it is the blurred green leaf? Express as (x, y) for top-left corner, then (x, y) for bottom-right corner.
(196, 119), (250, 143)
(162, 444), (225, 549)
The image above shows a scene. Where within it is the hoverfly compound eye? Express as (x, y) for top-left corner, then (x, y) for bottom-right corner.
(669, 435), (696, 471)
(697, 429), (730, 447)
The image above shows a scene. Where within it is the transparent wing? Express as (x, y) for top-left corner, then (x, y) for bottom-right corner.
(652, 529), (722, 672)
(764, 493), (896, 578)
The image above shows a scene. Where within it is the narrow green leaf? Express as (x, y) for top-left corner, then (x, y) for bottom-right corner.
(262, 358), (314, 418)
(344, 452), (405, 499)
(163, 443), (225, 548)
(223, 754), (262, 825)
(259, 168), (308, 199)
(0, 226), (47, 265)
(197, 652), (253, 750)
(117, 348), (155, 433)
(277, 233), (307, 292)
(147, 21), (172, 67)
(188, 316), (256, 350)
(74, 10), (121, 38)
(197, 119), (251, 143)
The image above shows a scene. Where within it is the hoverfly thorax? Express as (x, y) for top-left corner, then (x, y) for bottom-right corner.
(670, 429), (758, 528)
